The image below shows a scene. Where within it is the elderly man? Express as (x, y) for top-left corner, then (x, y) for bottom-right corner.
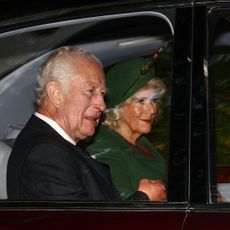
(7, 47), (162, 201)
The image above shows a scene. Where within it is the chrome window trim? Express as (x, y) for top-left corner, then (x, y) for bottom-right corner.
(0, 11), (174, 38)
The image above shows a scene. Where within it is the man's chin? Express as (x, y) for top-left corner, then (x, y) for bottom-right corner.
(79, 129), (96, 140)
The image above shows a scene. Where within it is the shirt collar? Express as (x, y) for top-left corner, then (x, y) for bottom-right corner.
(34, 112), (76, 146)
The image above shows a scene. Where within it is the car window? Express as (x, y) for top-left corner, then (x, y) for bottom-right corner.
(208, 8), (230, 203)
(0, 9), (189, 206)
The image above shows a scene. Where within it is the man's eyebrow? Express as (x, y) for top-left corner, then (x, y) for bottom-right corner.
(83, 83), (107, 94)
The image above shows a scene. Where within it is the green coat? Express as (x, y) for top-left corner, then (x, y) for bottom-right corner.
(87, 125), (167, 199)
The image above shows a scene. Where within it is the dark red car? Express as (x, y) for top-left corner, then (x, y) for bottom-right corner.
(0, 0), (230, 229)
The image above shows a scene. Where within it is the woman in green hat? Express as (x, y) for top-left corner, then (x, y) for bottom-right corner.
(86, 57), (167, 201)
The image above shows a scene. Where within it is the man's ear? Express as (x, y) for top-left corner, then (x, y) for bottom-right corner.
(46, 81), (63, 107)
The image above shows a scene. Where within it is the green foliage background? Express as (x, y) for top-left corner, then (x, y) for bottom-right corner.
(212, 49), (230, 165)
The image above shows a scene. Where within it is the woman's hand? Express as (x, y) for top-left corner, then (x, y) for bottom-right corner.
(138, 179), (167, 201)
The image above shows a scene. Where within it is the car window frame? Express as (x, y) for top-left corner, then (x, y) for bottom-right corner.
(0, 7), (189, 211)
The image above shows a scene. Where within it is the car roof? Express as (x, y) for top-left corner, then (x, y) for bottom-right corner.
(0, 0), (191, 31)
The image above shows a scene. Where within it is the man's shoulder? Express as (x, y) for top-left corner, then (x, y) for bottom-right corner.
(14, 115), (72, 149)
(10, 117), (77, 171)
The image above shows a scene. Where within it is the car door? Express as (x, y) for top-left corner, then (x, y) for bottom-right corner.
(0, 1), (196, 229)
(183, 1), (230, 229)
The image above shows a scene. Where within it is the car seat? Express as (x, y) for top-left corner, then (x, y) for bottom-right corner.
(0, 141), (11, 199)
(0, 124), (23, 199)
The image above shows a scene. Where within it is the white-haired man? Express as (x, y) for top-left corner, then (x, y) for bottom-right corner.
(7, 47), (157, 200)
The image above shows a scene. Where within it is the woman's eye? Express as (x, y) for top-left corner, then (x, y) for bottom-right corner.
(152, 96), (158, 103)
(152, 98), (158, 103)
(137, 98), (146, 104)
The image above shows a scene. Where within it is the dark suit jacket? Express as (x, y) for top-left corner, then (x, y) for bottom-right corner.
(7, 115), (121, 200)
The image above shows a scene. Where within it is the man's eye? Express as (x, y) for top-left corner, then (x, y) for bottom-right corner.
(87, 88), (95, 94)
(85, 87), (106, 97)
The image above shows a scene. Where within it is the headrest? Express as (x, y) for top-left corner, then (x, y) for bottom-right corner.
(4, 124), (24, 140)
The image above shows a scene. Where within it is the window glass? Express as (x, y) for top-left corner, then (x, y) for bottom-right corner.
(0, 13), (175, 204)
(146, 49), (172, 163)
(208, 9), (230, 203)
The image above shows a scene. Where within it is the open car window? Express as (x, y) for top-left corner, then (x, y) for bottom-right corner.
(0, 9), (187, 206)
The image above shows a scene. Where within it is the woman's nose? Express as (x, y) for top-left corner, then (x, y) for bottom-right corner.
(148, 101), (157, 114)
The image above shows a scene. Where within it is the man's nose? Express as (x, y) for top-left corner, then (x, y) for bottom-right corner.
(95, 93), (106, 112)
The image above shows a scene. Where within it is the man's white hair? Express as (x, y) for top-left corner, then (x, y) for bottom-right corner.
(35, 46), (103, 105)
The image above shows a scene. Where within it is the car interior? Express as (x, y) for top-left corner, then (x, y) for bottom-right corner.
(0, 12), (174, 200)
